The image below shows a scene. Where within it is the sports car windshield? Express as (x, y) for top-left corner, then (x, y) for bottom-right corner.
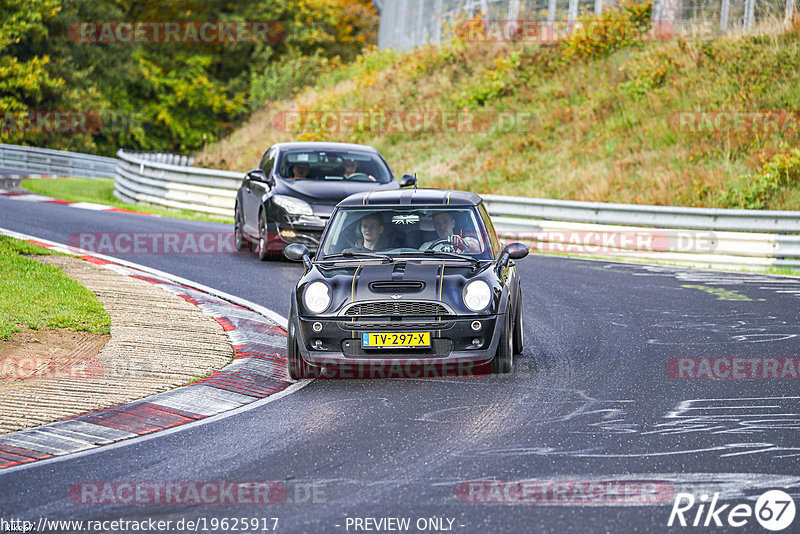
(320, 207), (494, 260)
(278, 150), (393, 184)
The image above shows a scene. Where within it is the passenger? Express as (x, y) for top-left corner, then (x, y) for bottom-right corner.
(351, 213), (391, 252)
(421, 212), (480, 253)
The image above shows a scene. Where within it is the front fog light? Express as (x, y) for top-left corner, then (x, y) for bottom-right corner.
(472, 338), (482, 346)
(471, 320), (482, 331)
(304, 282), (331, 313)
(312, 321), (323, 332)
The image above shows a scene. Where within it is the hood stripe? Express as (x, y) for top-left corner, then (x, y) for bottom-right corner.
(351, 265), (362, 338)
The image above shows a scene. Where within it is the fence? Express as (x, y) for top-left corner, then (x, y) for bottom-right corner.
(374, 0), (797, 49)
(0, 143), (116, 179)
(114, 150), (239, 218)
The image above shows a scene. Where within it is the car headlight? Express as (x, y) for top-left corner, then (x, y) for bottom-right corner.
(463, 280), (492, 312)
(273, 195), (314, 216)
(304, 282), (331, 313)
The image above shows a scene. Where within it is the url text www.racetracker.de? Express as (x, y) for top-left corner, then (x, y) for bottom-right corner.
(0, 517), (280, 533)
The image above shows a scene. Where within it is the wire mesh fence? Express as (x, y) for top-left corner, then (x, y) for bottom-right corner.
(375, 0), (797, 48)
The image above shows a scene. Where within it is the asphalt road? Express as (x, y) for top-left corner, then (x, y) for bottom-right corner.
(1, 195), (799, 533)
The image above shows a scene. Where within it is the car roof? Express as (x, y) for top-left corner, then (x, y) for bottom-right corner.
(273, 141), (381, 153)
(338, 189), (482, 207)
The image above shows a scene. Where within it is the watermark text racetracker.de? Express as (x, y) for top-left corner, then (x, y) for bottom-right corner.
(456, 479), (675, 505)
(69, 481), (325, 505)
(272, 110), (537, 135)
(463, 19), (714, 43)
(67, 232), (245, 255)
(668, 357), (800, 379)
(0, 353), (157, 381)
(1, 111), (141, 135)
(68, 21), (285, 44)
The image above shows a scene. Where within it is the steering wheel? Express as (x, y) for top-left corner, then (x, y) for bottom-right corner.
(343, 172), (374, 182)
(425, 237), (458, 252)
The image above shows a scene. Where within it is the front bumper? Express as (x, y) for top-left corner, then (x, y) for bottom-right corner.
(293, 314), (504, 375)
(265, 219), (325, 253)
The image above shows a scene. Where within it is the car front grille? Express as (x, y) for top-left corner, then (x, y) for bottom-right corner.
(344, 301), (450, 317)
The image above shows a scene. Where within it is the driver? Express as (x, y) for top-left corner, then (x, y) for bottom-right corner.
(351, 213), (391, 252)
(421, 212), (480, 253)
(343, 159), (376, 182)
(291, 162), (310, 179)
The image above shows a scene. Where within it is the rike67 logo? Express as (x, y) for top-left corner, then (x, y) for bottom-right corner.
(668, 490), (796, 531)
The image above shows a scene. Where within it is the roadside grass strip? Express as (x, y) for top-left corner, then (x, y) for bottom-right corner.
(0, 235), (110, 340)
(0, 230), (293, 470)
(16, 178), (228, 222)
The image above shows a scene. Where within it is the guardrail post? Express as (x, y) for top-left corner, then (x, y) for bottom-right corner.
(652, 0), (664, 23)
(744, 0), (755, 30)
(434, 0), (443, 43)
(788, 0), (796, 23)
(720, 0), (730, 30)
(568, 0), (579, 24)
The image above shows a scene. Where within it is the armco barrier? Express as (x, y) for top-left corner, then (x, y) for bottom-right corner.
(114, 149), (239, 218)
(0, 143), (116, 179)
(1, 144), (798, 272)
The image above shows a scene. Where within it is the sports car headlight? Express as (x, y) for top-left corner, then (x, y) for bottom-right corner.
(273, 195), (314, 216)
(304, 282), (331, 313)
(463, 280), (492, 312)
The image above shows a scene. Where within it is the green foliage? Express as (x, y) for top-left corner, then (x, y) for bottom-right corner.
(0, 236), (110, 340)
(451, 51), (522, 109)
(719, 146), (800, 209)
(618, 49), (682, 98)
(250, 53), (339, 108)
(0, 0), (377, 155)
(560, 1), (653, 61)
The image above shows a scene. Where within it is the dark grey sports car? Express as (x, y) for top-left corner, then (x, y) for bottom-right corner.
(235, 141), (416, 260)
(283, 189), (529, 379)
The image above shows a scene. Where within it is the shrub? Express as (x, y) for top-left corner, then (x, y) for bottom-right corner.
(560, 1), (653, 61)
(719, 145), (800, 209)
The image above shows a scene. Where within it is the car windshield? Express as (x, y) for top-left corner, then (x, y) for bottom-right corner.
(278, 149), (393, 184)
(319, 207), (494, 260)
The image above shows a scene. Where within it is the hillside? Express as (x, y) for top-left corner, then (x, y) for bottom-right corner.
(196, 4), (800, 210)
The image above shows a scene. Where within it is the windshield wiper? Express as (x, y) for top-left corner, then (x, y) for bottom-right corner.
(395, 250), (480, 266)
(318, 251), (394, 263)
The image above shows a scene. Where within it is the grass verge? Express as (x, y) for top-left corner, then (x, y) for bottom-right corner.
(21, 178), (231, 223)
(0, 236), (111, 340)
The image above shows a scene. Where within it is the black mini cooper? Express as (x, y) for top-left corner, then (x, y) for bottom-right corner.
(283, 189), (529, 379)
(235, 142), (416, 260)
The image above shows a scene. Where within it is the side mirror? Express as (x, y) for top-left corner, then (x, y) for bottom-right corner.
(504, 242), (529, 260)
(248, 169), (274, 188)
(284, 243), (312, 269)
(400, 174), (417, 188)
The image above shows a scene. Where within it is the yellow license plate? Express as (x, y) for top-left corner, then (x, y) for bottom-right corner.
(361, 332), (431, 348)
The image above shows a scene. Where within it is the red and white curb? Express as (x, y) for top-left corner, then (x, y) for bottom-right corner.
(0, 188), (157, 217)
(0, 228), (306, 471)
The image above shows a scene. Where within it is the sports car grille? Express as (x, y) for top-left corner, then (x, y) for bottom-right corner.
(344, 301), (450, 317)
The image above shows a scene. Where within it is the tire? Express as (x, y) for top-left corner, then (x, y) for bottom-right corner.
(491, 310), (514, 374)
(257, 211), (277, 261)
(234, 206), (249, 252)
(287, 315), (311, 380)
(512, 291), (524, 355)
